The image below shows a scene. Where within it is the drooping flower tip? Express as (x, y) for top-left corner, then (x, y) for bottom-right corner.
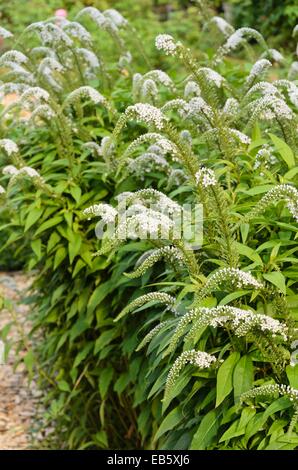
(0, 139), (19, 156)
(195, 167), (217, 187)
(2, 165), (19, 176)
(126, 103), (166, 130)
(155, 34), (177, 55)
(0, 26), (13, 39)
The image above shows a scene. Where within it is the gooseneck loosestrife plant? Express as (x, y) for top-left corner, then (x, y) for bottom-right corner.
(1, 4), (298, 450)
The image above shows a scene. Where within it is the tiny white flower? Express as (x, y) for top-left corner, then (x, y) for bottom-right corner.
(196, 167), (217, 187)
(2, 165), (19, 176)
(0, 139), (19, 156)
(155, 34), (178, 55)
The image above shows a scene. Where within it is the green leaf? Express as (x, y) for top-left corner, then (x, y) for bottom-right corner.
(216, 352), (240, 407)
(54, 246), (67, 270)
(94, 330), (118, 355)
(233, 355), (254, 403)
(99, 367), (114, 399)
(70, 319), (89, 342)
(34, 216), (63, 236)
(24, 349), (34, 377)
(57, 380), (71, 392)
(219, 291), (249, 306)
(154, 407), (183, 442)
(263, 272), (286, 295)
(31, 239), (42, 260)
(68, 233), (82, 264)
(235, 242), (263, 266)
(286, 364), (298, 389)
(73, 343), (93, 368)
(269, 133), (295, 169)
(70, 186), (82, 204)
(219, 420), (244, 442)
(24, 207), (43, 232)
(190, 409), (222, 449)
(47, 232), (61, 253)
(263, 396), (292, 421)
(72, 259), (86, 278)
(87, 281), (112, 315)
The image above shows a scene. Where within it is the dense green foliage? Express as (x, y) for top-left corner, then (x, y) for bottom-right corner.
(0, 2), (298, 450)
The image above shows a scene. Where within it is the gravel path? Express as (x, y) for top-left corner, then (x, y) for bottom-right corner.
(0, 272), (44, 450)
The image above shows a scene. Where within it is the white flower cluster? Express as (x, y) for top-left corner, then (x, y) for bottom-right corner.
(223, 98), (239, 118)
(63, 21), (92, 44)
(215, 28), (267, 64)
(185, 97), (214, 122)
(2, 62), (34, 84)
(116, 292), (177, 321)
(249, 95), (293, 123)
(288, 62), (298, 80)
(65, 86), (106, 106)
(184, 81), (201, 98)
(241, 384), (298, 404)
(0, 26), (13, 39)
(76, 7), (121, 35)
(127, 153), (169, 180)
(83, 202), (117, 223)
(209, 16), (234, 37)
(137, 320), (173, 351)
(162, 99), (189, 115)
(133, 70), (174, 103)
(166, 169), (187, 190)
(104, 9), (128, 28)
(2, 165), (42, 181)
(275, 79), (298, 109)
(0, 83), (28, 96)
(76, 7), (105, 26)
(21, 87), (50, 104)
(155, 34), (178, 56)
(20, 166), (40, 178)
(125, 246), (185, 279)
(229, 129), (251, 145)
(165, 350), (217, 398)
(38, 57), (64, 91)
(30, 104), (56, 123)
(2, 165), (19, 176)
(0, 139), (19, 156)
(198, 268), (263, 300)
(124, 188), (181, 215)
(83, 141), (102, 157)
(146, 70), (173, 87)
(195, 167), (217, 187)
(266, 48), (284, 64)
(199, 67), (224, 88)
(244, 82), (282, 105)
(253, 145), (277, 170)
(118, 51), (132, 68)
(0, 50), (28, 65)
(192, 306), (287, 340)
(123, 205), (174, 240)
(246, 59), (272, 87)
(125, 103), (167, 130)
(30, 46), (57, 59)
(245, 184), (298, 223)
(122, 133), (178, 161)
(76, 48), (100, 69)
(38, 57), (64, 74)
(30, 22), (73, 48)
(0, 185), (6, 195)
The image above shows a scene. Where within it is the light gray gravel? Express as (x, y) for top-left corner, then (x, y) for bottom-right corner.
(0, 272), (46, 450)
